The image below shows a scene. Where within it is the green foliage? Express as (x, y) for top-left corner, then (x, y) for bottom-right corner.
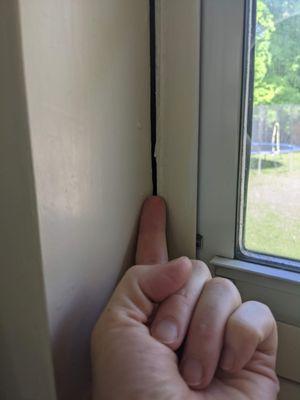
(254, 0), (276, 104)
(254, 0), (300, 105)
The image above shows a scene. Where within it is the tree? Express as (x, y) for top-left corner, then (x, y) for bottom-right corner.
(255, 0), (300, 105)
(254, 0), (276, 105)
(253, 0), (300, 142)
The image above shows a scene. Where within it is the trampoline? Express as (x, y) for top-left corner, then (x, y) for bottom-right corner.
(251, 142), (300, 155)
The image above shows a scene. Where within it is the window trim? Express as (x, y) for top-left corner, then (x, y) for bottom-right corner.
(155, 0), (200, 259)
(197, 0), (245, 263)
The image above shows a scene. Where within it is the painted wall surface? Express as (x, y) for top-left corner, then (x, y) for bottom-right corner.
(18, 1), (152, 398)
(0, 2), (56, 399)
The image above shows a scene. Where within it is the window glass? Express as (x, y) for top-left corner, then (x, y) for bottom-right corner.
(243, 0), (300, 261)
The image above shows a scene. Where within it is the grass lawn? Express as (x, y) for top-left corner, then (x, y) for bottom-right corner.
(244, 151), (300, 261)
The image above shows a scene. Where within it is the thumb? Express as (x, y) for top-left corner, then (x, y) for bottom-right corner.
(138, 257), (192, 302)
(112, 257), (192, 320)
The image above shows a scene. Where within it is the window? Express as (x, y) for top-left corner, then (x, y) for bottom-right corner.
(196, 0), (300, 298)
(156, 1), (300, 396)
(238, 0), (300, 270)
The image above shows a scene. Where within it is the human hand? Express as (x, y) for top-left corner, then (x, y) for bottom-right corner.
(91, 197), (279, 399)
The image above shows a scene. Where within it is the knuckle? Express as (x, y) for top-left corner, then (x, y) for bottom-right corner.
(228, 317), (259, 343)
(244, 301), (276, 331)
(176, 279), (200, 300)
(171, 292), (197, 313)
(242, 325), (260, 344)
(191, 259), (212, 280)
(144, 257), (160, 265)
(124, 265), (140, 280)
(207, 277), (241, 300)
(245, 300), (273, 317)
(196, 321), (217, 342)
(210, 277), (235, 290)
(206, 277), (241, 304)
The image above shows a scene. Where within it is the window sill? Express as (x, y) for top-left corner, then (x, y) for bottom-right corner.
(211, 256), (300, 326)
(211, 256), (300, 294)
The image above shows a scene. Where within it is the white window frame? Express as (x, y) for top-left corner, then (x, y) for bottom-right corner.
(197, 0), (300, 323)
(156, 0), (300, 393)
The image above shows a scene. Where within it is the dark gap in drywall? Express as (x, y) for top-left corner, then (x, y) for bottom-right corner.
(149, 0), (157, 195)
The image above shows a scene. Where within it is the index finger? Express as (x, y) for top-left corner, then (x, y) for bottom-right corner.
(135, 196), (168, 265)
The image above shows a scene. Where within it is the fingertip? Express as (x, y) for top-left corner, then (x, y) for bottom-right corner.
(140, 196), (167, 226)
(141, 196), (167, 223)
(151, 317), (179, 345)
(181, 358), (203, 388)
(220, 348), (237, 373)
(136, 196), (168, 265)
(143, 195), (166, 209)
(178, 256), (193, 277)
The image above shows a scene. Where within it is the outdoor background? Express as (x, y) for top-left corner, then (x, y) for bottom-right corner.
(244, 0), (300, 261)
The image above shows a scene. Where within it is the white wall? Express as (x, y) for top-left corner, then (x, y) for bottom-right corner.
(16, 1), (152, 398)
(0, 2), (56, 399)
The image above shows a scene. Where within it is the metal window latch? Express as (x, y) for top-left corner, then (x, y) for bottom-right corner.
(196, 234), (203, 249)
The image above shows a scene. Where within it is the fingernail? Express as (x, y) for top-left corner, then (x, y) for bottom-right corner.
(182, 358), (203, 387)
(152, 319), (178, 344)
(221, 350), (235, 371)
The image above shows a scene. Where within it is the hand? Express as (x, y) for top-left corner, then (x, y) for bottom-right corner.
(91, 197), (279, 399)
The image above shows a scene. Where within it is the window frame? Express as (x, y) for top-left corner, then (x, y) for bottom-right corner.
(196, 1), (300, 362)
(236, 0), (300, 272)
(155, 0), (300, 391)
(197, 0), (300, 274)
